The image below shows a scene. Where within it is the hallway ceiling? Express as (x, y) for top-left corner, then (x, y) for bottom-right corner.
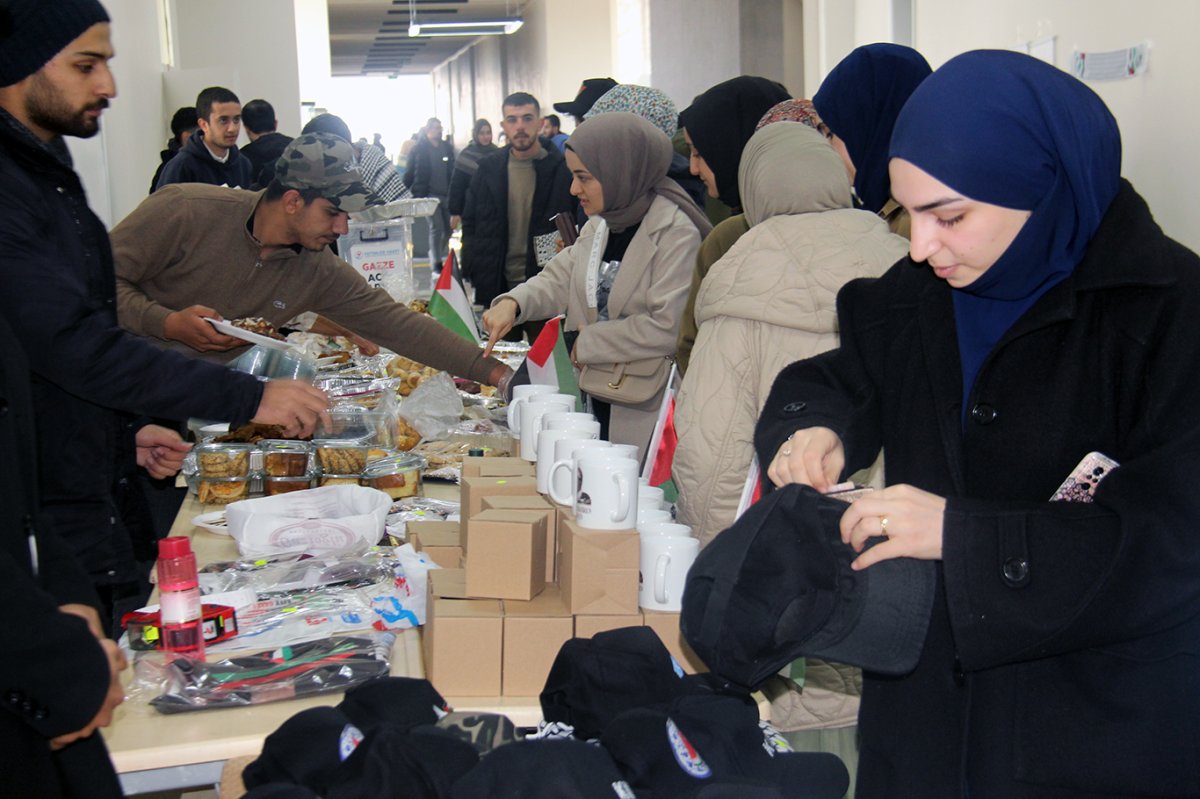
(327, 0), (522, 76)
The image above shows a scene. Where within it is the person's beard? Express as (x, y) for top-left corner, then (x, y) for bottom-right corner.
(509, 130), (536, 153)
(26, 72), (107, 138)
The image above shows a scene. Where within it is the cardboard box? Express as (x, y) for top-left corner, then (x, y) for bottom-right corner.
(502, 586), (573, 696)
(428, 567), (469, 600)
(573, 613), (643, 639)
(464, 510), (547, 601)
(424, 595), (503, 696)
(461, 456), (534, 479)
(481, 495), (558, 581)
(558, 519), (639, 615)
(460, 475), (539, 551)
(643, 610), (708, 675)
(408, 521), (463, 569)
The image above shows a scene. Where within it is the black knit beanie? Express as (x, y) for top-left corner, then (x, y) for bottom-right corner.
(0, 0), (110, 87)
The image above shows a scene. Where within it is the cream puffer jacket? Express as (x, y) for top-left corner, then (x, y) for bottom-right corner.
(673, 124), (909, 733)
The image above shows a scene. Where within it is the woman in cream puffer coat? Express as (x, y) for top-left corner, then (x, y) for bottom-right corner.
(674, 121), (908, 547)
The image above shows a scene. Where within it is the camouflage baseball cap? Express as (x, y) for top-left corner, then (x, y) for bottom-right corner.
(275, 132), (379, 212)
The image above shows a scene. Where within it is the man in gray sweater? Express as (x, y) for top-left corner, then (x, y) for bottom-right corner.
(112, 133), (511, 389)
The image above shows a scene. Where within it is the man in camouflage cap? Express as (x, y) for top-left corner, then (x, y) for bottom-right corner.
(275, 132), (378, 213)
(110, 130), (514, 391)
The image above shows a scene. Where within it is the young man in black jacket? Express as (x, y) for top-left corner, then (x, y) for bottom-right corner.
(0, 1), (329, 635)
(154, 85), (253, 190)
(461, 92), (577, 339)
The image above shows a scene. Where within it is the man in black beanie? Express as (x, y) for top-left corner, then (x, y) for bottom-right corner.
(0, 0), (331, 643)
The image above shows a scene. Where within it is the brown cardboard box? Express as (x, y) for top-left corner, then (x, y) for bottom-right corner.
(558, 519), (639, 615)
(643, 610), (708, 675)
(574, 613), (643, 639)
(481, 495), (558, 581)
(423, 595), (503, 696)
(461, 456), (533, 479)
(460, 475), (539, 551)
(464, 510), (547, 601)
(408, 521), (463, 569)
(428, 567), (468, 600)
(502, 586), (573, 696)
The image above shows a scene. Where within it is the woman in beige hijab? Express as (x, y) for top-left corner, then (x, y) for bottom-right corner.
(483, 112), (711, 457)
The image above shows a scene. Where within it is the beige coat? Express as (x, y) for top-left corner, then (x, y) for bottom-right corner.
(497, 194), (701, 457)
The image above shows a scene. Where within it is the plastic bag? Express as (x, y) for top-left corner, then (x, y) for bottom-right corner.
(134, 633), (394, 714)
(399, 373), (465, 440)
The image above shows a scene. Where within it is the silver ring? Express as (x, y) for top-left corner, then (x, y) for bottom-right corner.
(782, 446), (792, 456)
(880, 516), (890, 535)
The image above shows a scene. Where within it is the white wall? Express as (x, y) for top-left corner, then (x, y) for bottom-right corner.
(907, 0), (1200, 251)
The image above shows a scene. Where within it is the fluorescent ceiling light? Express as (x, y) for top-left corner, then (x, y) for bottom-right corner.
(407, 19), (523, 36)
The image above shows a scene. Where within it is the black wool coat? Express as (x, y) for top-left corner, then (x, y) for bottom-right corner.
(0, 115), (263, 590)
(460, 145), (577, 306)
(755, 182), (1200, 798)
(0, 315), (122, 799)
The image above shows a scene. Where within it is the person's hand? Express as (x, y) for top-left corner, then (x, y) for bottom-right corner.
(162, 305), (243, 352)
(486, 363), (515, 400)
(449, 214), (461, 229)
(135, 424), (192, 479)
(252, 380), (331, 438)
(838, 484), (946, 570)
(58, 603), (104, 639)
(49, 637), (126, 750)
(347, 332), (380, 357)
(481, 298), (518, 358)
(766, 426), (845, 492)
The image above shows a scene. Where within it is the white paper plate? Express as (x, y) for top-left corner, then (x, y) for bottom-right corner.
(191, 510), (230, 535)
(203, 318), (295, 351)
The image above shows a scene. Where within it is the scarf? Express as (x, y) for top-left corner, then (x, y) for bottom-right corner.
(813, 43), (931, 213)
(889, 49), (1121, 409)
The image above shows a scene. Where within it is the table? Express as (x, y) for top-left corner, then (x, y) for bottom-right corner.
(103, 485), (545, 796)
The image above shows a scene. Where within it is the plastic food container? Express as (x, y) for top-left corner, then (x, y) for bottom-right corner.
(319, 474), (362, 487)
(195, 443), (255, 478)
(197, 476), (251, 505)
(314, 440), (370, 474)
(261, 440), (312, 477)
(264, 476), (315, 496)
(361, 454), (425, 499)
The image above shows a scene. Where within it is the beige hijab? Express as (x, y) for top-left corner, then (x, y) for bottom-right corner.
(566, 112), (712, 236)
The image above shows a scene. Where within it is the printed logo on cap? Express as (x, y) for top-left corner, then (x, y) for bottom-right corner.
(338, 723), (364, 761)
(667, 719), (711, 779)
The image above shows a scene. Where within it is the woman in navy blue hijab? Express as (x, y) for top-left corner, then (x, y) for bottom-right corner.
(812, 43), (931, 220)
(756, 50), (1200, 796)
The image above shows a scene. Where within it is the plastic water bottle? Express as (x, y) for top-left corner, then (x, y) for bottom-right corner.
(157, 537), (205, 657)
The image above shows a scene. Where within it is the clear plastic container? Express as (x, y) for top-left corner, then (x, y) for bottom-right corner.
(264, 476), (315, 496)
(197, 476), (251, 505)
(361, 454), (425, 499)
(260, 440), (312, 477)
(314, 440), (370, 474)
(319, 474), (362, 487)
(195, 443), (255, 478)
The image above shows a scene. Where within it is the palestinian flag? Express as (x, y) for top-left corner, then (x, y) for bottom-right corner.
(643, 362), (679, 502)
(511, 316), (581, 409)
(428, 252), (480, 343)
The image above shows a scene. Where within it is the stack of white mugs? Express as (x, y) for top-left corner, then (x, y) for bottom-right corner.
(508, 384), (698, 613)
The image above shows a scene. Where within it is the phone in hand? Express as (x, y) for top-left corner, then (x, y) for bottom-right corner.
(1050, 451), (1119, 502)
(552, 212), (579, 247)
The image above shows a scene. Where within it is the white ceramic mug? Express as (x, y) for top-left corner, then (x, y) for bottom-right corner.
(638, 521), (692, 538)
(542, 411), (597, 430)
(607, 443), (640, 462)
(507, 384), (559, 435)
(548, 440), (612, 504)
(636, 508), (673, 529)
(536, 427), (599, 494)
(639, 534), (700, 611)
(571, 455), (640, 530)
(518, 397), (574, 461)
(638, 485), (666, 510)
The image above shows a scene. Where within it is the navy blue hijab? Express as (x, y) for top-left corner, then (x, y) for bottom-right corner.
(889, 50), (1122, 412)
(813, 43), (931, 213)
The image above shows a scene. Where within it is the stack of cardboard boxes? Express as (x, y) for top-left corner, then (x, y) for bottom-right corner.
(415, 456), (706, 697)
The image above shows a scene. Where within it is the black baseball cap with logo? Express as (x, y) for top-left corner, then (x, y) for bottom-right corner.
(554, 78), (619, 118)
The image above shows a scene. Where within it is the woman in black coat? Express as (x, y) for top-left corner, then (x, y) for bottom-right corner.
(755, 50), (1200, 798)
